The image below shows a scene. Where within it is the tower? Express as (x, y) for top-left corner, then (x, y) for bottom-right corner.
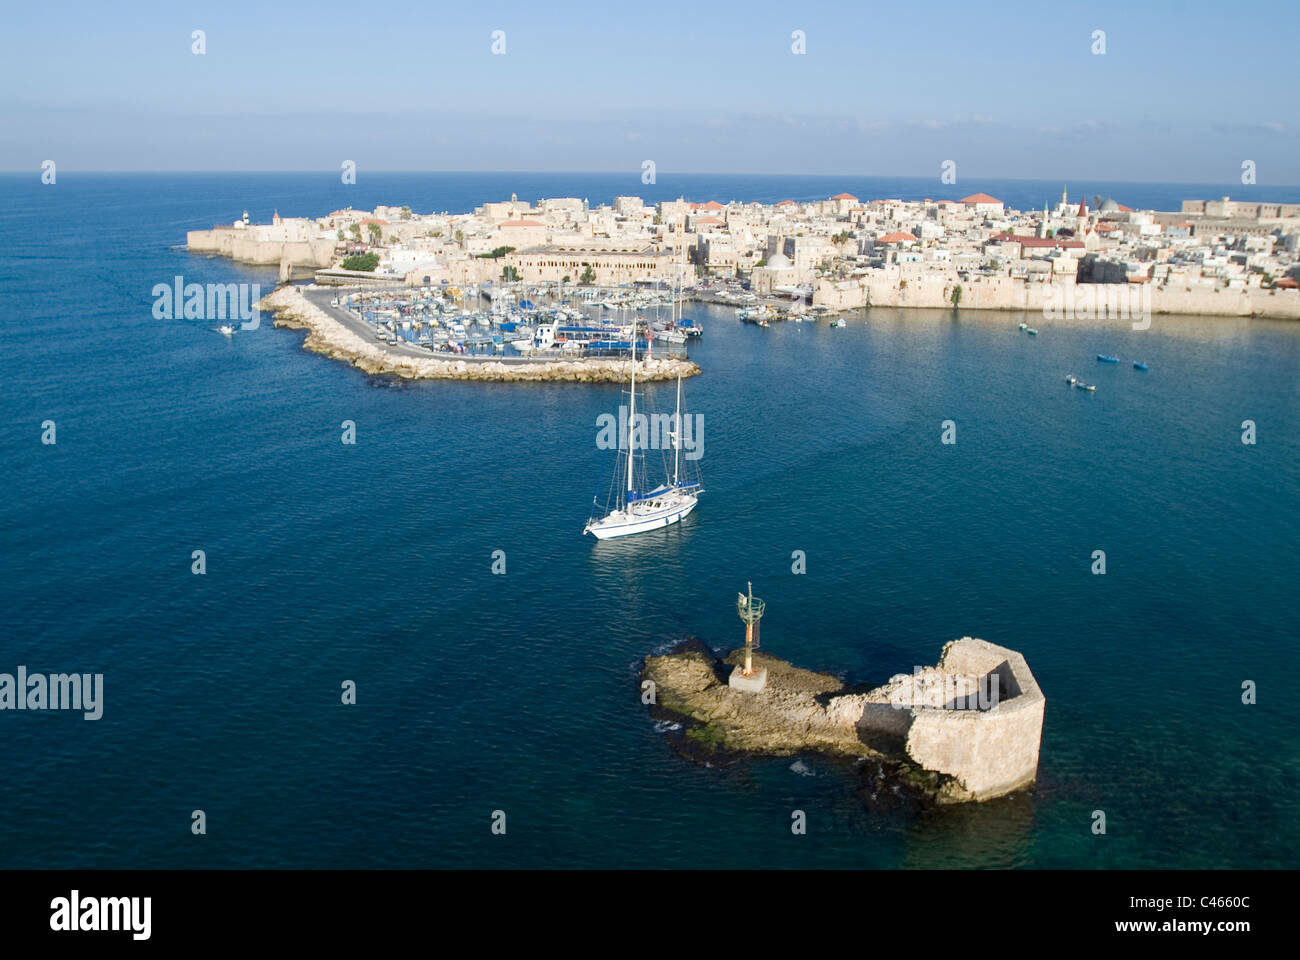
(729, 582), (768, 692)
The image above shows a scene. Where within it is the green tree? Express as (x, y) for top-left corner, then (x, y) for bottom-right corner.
(579, 265), (596, 284)
(366, 223), (383, 245)
(502, 265), (520, 282)
(348, 223), (361, 241)
(400, 206), (412, 220)
(341, 252), (379, 272)
(950, 285), (963, 307)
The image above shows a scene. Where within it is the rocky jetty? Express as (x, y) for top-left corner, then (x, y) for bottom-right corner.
(255, 285), (701, 383)
(643, 637), (1045, 805)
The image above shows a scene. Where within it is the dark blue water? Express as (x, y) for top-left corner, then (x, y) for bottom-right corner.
(2, 173), (1298, 869)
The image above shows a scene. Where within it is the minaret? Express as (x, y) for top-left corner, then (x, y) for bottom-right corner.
(1061, 185), (1068, 210)
(1038, 203), (1049, 238)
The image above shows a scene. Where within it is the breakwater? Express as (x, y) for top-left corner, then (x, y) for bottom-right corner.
(256, 285), (700, 382)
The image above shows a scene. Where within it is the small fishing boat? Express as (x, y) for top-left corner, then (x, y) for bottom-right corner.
(831, 318), (846, 328)
(1026, 328), (1038, 336)
(1019, 322), (1027, 331)
(219, 324), (235, 337)
(1133, 361), (1148, 371)
(1074, 381), (1096, 392)
(1065, 374), (1078, 385)
(1097, 355), (1119, 363)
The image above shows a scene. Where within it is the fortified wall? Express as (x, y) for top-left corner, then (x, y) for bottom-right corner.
(187, 227), (335, 269)
(815, 275), (1300, 319)
(855, 638), (1046, 802)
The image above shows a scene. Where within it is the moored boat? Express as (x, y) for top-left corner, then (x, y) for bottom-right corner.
(584, 340), (703, 540)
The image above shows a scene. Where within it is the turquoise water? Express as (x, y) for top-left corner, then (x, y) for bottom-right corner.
(1, 174), (1298, 868)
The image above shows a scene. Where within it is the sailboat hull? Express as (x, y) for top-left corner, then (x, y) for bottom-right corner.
(585, 496), (698, 539)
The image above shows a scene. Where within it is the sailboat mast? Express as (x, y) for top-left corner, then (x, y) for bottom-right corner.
(627, 330), (636, 494)
(673, 374), (681, 487)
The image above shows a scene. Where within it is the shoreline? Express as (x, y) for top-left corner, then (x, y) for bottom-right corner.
(255, 284), (701, 383)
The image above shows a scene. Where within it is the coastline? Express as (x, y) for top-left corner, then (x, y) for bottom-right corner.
(255, 284), (701, 383)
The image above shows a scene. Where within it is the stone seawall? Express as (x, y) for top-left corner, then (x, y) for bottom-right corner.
(815, 275), (1300, 319)
(187, 229), (335, 269)
(643, 636), (1044, 804)
(256, 285), (701, 383)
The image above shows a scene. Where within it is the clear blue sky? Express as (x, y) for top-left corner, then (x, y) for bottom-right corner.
(3, 0), (1296, 182)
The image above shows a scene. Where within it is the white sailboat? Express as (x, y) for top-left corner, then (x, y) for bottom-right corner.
(584, 336), (702, 540)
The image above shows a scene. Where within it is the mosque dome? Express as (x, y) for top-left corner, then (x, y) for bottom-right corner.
(1100, 198), (1120, 213)
(766, 252), (792, 269)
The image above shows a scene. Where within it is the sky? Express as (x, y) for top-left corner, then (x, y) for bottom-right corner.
(2, 0), (1297, 183)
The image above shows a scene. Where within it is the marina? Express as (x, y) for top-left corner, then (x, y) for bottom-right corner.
(330, 281), (697, 363)
(257, 285), (700, 382)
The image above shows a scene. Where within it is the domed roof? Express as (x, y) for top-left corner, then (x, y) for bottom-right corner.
(1100, 197), (1120, 213)
(766, 252), (792, 269)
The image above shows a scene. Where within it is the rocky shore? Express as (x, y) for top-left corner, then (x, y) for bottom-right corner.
(255, 285), (701, 383)
(643, 637), (1045, 805)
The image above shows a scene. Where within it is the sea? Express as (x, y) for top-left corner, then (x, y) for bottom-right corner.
(1, 172), (1297, 869)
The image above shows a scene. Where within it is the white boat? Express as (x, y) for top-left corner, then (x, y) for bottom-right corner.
(219, 324), (235, 337)
(584, 341), (702, 540)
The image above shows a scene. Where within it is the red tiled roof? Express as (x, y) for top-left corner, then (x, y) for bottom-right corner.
(700, 200), (724, 210)
(501, 220), (544, 227)
(877, 231), (917, 244)
(777, 200), (796, 206)
(695, 217), (724, 225)
(961, 193), (1002, 204)
(1117, 204), (1134, 212)
(831, 192), (859, 201)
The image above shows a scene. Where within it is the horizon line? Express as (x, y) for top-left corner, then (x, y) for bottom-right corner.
(2, 170), (1297, 189)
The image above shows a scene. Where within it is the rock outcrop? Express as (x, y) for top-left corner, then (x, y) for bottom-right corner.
(643, 637), (1045, 804)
